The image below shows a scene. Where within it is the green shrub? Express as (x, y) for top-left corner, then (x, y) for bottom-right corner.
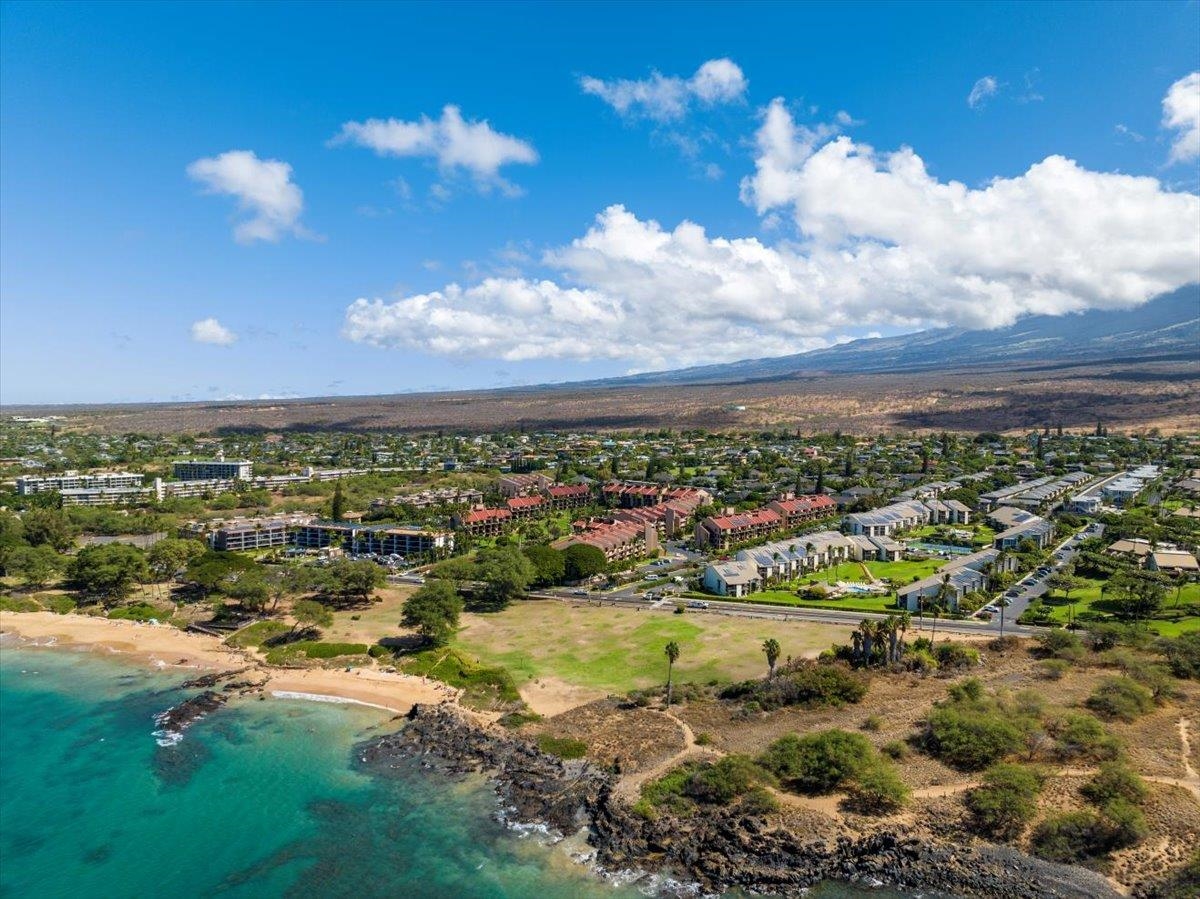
(965, 763), (1044, 839)
(720, 662), (867, 711)
(107, 602), (167, 622)
(1037, 659), (1070, 680)
(41, 594), (77, 614)
(264, 641), (369, 664)
(638, 756), (777, 816)
(1102, 798), (1149, 850)
(367, 644), (392, 659)
(759, 729), (872, 795)
(1158, 632), (1200, 680)
(881, 740), (910, 760)
(1032, 802), (1147, 862)
(1049, 712), (1121, 762)
(934, 642), (980, 669)
(498, 709), (543, 729)
(400, 648), (521, 707)
(535, 734), (588, 760)
(923, 704), (1028, 771)
(842, 759), (910, 814)
(226, 620), (291, 648)
(861, 715), (883, 732)
(1085, 677), (1155, 722)
(1035, 628), (1084, 659)
(1031, 810), (1107, 863)
(1081, 761), (1148, 806)
(694, 732), (714, 746)
(0, 596), (45, 612)
(904, 648), (938, 673)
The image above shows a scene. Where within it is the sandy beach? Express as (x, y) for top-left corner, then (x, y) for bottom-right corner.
(0, 611), (455, 714)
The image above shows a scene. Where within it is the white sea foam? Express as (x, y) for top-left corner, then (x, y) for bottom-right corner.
(269, 690), (395, 712)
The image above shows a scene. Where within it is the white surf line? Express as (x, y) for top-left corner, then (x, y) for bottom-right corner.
(269, 690), (403, 713)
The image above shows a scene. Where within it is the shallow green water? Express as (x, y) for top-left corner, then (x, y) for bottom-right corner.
(0, 646), (647, 898)
(0, 644), (927, 898)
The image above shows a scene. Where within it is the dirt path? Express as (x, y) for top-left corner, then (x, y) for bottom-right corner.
(614, 705), (720, 800)
(1141, 717), (1200, 801)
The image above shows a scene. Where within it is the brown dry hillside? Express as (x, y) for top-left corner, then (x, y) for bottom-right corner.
(5, 358), (1198, 435)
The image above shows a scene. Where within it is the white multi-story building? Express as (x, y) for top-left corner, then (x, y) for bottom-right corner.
(172, 459), (252, 481)
(16, 471), (144, 495)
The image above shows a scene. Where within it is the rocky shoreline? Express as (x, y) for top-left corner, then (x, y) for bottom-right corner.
(357, 704), (1124, 899)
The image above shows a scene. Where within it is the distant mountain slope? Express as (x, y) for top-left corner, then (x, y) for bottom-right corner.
(596, 286), (1199, 387)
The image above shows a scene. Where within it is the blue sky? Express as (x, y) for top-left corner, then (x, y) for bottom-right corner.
(1, 0), (1198, 404)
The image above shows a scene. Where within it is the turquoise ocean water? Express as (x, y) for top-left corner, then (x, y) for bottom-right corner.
(0, 644), (917, 899)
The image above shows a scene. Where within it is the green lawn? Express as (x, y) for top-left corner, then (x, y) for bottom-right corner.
(453, 600), (851, 693)
(1034, 577), (1200, 636)
(741, 589), (901, 615)
(863, 558), (946, 583)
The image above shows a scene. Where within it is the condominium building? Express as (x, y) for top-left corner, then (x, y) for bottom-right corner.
(553, 519), (658, 562)
(172, 459), (253, 481)
(766, 493), (837, 528)
(211, 518), (293, 551)
(16, 471), (144, 495)
(452, 507), (513, 536)
(291, 521), (453, 556)
(505, 495), (546, 518)
(497, 473), (552, 497)
(842, 500), (931, 537)
(897, 547), (1017, 612)
(694, 508), (783, 550)
(545, 484), (592, 510)
(59, 486), (152, 506)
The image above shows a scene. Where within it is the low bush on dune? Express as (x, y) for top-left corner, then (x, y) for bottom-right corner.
(399, 647), (521, 707)
(0, 596), (43, 612)
(1047, 712), (1121, 762)
(1158, 632), (1200, 680)
(720, 661), (867, 711)
(1085, 676), (1155, 722)
(920, 678), (1035, 771)
(107, 602), (168, 622)
(535, 734), (588, 759)
(965, 763), (1045, 839)
(264, 641), (369, 664)
(758, 728), (908, 814)
(635, 755), (778, 819)
(1081, 761), (1149, 807)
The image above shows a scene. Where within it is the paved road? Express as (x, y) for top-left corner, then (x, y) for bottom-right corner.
(982, 522), (1104, 632)
(529, 588), (1040, 638)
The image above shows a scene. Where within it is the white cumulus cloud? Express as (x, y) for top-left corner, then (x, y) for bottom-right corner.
(1163, 72), (1200, 164)
(343, 96), (1200, 372)
(190, 318), (238, 346)
(332, 105), (538, 193)
(580, 58), (747, 121)
(186, 150), (309, 244)
(967, 76), (999, 109)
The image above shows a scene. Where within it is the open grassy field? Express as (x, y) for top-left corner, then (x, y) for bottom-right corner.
(453, 599), (850, 694)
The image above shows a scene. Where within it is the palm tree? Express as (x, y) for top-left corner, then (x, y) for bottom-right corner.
(932, 573), (954, 639)
(762, 638), (781, 678)
(858, 619), (875, 665)
(664, 641), (681, 707)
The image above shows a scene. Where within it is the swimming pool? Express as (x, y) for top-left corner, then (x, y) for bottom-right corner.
(906, 541), (974, 556)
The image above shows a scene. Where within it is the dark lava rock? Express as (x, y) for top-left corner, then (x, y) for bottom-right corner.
(356, 704), (1123, 899)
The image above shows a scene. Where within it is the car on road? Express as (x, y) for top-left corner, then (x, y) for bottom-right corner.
(687, 600), (710, 609)
(571, 589), (588, 596)
(983, 604), (999, 613)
